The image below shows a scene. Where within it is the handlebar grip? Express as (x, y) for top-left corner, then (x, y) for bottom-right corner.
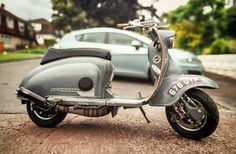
(116, 23), (129, 29)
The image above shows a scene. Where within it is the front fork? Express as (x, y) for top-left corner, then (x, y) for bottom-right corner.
(172, 93), (206, 123)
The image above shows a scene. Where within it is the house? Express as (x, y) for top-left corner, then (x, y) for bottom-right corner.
(29, 18), (56, 45)
(0, 4), (36, 51)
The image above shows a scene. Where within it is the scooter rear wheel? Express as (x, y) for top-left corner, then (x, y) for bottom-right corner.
(166, 88), (219, 140)
(26, 101), (67, 128)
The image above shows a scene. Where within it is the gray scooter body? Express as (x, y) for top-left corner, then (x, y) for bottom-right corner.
(19, 56), (114, 99)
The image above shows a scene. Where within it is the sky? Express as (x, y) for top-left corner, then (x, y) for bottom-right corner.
(1, 0), (53, 21)
(0, 0), (188, 21)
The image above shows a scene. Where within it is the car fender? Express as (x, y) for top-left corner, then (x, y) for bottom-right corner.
(149, 74), (218, 106)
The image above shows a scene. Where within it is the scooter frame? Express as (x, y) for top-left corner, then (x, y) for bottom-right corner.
(17, 21), (218, 109)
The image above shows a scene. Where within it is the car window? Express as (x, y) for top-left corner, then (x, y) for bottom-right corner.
(75, 34), (83, 41)
(108, 33), (135, 45)
(80, 32), (105, 43)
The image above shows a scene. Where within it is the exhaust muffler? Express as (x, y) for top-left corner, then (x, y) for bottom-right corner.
(57, 106), (111, 117)
(16, 87), (48, 108)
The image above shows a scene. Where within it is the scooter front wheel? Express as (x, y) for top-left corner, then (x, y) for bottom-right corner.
(26, 101), (67, 128)
(166, 89), (219, 140)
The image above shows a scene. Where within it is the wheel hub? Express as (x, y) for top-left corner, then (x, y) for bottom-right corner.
(172, 97), (207, 131)
(31, 103), (57, 120)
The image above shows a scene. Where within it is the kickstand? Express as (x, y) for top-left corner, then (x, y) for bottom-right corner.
(139, 107), (150, 123)
(137, 91), (150, 123)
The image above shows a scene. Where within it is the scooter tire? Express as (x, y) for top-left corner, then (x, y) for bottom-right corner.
(26, 101), (67, 128)
(166, 88), (219, 140)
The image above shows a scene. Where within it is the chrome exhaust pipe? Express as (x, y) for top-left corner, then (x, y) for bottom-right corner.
(16, 87), (48, 108)
(47, 96), (143, 108)
(17, 87), (144, 108)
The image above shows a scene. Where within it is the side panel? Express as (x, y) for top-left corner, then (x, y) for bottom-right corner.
(149, 74), (219, 106)
(19, 57), (113, 98)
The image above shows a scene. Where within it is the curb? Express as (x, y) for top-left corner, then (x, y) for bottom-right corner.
(216, 101), (236, 113)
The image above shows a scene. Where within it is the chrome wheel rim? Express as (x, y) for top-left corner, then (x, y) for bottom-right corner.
(30, 102), (57, 120)
(175, 98), (208, 132)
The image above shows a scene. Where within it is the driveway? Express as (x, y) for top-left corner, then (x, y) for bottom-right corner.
(0, 59), (235, 153)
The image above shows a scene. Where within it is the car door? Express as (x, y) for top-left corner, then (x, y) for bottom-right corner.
(106, 32), (149, 78)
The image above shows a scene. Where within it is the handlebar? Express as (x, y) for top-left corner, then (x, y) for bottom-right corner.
(117, 19), (168, 30)
(116, 19), (159, 30)
(116, 23), (130, 29)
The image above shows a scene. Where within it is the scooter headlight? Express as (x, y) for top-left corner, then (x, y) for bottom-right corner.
(185, 58), (202, 64)
(166, 37), (175, 49)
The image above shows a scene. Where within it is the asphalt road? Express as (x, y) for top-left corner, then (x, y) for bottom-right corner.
(0, 59), (236, 153)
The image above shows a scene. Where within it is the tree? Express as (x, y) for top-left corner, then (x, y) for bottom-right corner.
(169, 0), (227, 53)
(51, 0), (159, 33)
(171, 22), (203, 54)
(226, 5), (236, 38)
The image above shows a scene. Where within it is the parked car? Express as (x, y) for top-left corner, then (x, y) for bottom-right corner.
(54, 27), (204, 80)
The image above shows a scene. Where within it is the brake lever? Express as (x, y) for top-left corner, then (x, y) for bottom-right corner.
(123, 26), (136, 30)
(123, 25), (142, 30)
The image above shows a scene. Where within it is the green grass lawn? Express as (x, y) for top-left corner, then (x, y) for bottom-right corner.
(0, 53), (44, 62)
(0, 48), (46, 62)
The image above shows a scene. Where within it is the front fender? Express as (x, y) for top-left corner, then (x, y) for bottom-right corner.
(149, 75), (218, 106)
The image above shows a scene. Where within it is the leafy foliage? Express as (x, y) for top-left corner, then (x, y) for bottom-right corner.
(168, 0), (236, 54)
(44, 39), (57, 47)
(226, 39), (236, 54)
(51, 0), (158, 32)
(209, 39), (230, 54)
(226, 6), (236, 38)
(171, 22), (203, 54)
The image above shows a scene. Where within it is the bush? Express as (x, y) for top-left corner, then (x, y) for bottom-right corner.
(227, 39), (236, 54)
(18, 48), (46, 54)
(44, 39), (56, 47)
(209, 39), (230, 54)
(171, 22), (203, 54)
(226, 6), (236, 38)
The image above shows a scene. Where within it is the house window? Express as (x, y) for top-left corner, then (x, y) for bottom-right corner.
(18, 21), (25, 32)
(1, 34), (11, 45)
(31, 23), (42, 31)
(6, 16), (14, 29)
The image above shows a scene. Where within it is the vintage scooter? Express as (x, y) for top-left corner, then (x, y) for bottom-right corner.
(16, 19), (219, 140)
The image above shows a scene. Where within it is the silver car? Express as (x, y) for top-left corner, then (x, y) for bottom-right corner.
(55, 27), (204, 80)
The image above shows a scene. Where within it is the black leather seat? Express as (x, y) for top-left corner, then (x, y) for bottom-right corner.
(40, 48), (112, 65)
